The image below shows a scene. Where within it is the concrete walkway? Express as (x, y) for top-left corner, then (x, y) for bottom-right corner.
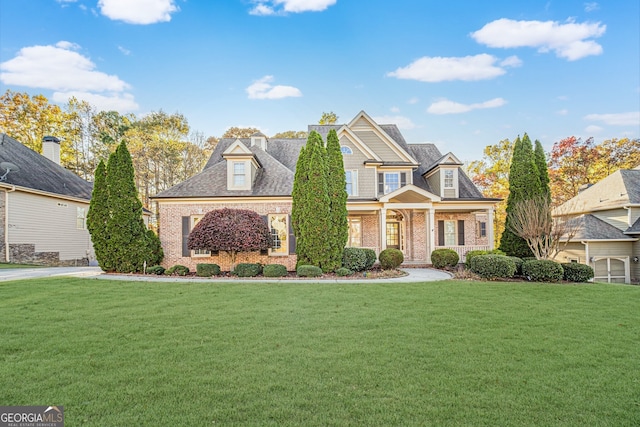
(0, 266), (451, 283)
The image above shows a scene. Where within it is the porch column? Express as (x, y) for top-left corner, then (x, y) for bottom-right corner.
(380, 207), (387, 252)
(428, 208), (435, 263)
(488, 207), (494, 250)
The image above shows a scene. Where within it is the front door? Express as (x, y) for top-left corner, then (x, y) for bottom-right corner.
(386, 222), (400, 249)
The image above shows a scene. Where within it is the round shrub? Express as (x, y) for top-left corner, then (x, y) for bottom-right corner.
(342, 247), (368, 272)
(508, 256), (524, 276)
(363, 248), (377, 270)
(465, 250), (488, 267)
(297, 265), (323, 277)
(165, 265), (189, 276)
(469, 255), (516, 279)
(431, 248), (459, 269)
(196, 263), (220, 277)
(146, 265), (165, 275)
(233, 263), (262, 277)
(522, 260), (564, 282)
(379, 248), (404, 270)
(335, 267), (352, 277)
(561, 263), (594, 283)
(263, 264), (288, 278)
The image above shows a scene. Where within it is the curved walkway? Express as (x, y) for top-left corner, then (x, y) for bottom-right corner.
(0, 266), (451, 283)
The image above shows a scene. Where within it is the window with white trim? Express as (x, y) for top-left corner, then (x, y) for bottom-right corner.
(347, 217), (362, 247)
(191, 216), (211, 256)
(444, 220), (456, 246)
(76, 207), (86, 230)
(268, 213), (288, 255)
(444, 170), (454, 188)
(233, 162), (246, 187)
(345, 170), (358, 196)
(384, 172), (400, 194)
(340, 146), (353, 155)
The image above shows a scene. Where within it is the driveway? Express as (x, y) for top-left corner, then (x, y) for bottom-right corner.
(0, 266), (103, 282)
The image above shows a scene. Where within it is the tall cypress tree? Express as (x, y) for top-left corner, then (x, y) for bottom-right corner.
(500, 134), (540, 258)
(291, 145), (308, 264)
(86, 159), (110, 270)
(534, 139), (551, 202)
(325, 129), (348, 271)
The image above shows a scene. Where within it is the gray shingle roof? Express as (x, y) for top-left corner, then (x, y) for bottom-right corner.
(567, 214), (635, 240)
(621, 170), (640, 204)
(0, 133), (93, 200)
(625, 217), (640, 235)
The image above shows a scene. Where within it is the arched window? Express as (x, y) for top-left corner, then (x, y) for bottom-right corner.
(340, 146), (353, 155)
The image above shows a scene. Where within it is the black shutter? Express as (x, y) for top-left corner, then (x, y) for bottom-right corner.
(378, 173), (384, 195)
(261, 215), (269, 255)
(288, 215), (296, 254)
(458, 220), (465, 245)
(400, 172), (406, 187)
(438, 220), (444, 246)
(182, 216), (190, 257)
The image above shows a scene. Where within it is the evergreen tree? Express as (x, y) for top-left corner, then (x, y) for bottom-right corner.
(86, 159), (111, 270)
(324, 129), (348, 271)
(500, 134), (540, 258)
(291, 145), (308, 263)
(534, 139), (551, 202)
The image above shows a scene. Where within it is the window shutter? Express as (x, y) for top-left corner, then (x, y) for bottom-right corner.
(378, 173), (384, 195)
(438, 220), (444, 246)
(458, 220), (465, 245)
(261, 215), (270, 255)
(400, 172), (406, 187)
(288, 215), (296, 254)
(182, 216), (190, 257)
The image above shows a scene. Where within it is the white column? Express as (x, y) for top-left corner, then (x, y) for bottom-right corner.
(380, 207), (387, 251)
(428, 208), (435, 263)
(488, 207), (494, 250)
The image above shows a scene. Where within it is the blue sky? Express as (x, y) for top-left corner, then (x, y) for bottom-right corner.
(1, 0), (638, 162)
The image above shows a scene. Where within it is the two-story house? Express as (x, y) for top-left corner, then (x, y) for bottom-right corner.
(153, 111), (499, 271)
(555, 165), (640, 284)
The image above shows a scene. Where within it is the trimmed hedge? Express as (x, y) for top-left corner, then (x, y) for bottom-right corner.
(509, 256), (524, 276)
(146, 265), (165, 275)
(335, 267), (352, 277)
(196, 263), (220, 277)
(379, 248), (404, 270)
(297, 265), (323, 277)
(342, 247), (369, 272)
(263, 264), (288, 278)
(165, 265), (189, 276)
(468, 255), (516, 279)
(562, 262), (594, 283)
(234, 263), (262, 277)
(363, 249), (377, 270)
(465, 249), (505, 267)
(522, 260), (564, 282)
(431, 248), (459, 269)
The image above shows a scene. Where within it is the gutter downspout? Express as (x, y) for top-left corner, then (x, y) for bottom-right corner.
(4, 185), (15, 262)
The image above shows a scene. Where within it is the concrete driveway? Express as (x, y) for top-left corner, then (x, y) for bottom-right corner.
(0, 266), (103, 282)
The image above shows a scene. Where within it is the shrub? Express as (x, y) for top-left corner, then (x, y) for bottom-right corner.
(363, 249), (377, 270)
(297, 265), (323, 277)
(146, 265), (165, 275)
(469, 255), (516, 279)
(196, 263), (220, 277)
(263, 264), (288, 278)
(342, 247), (368, 272)
(508, 256), (524, 276)
(522, 260), (564, 282)
(165, 265), (189, 276)
(233, 263), (262, 277)
(562, 263), (594, 283)
(465, 250), (488, 267)
(431, 249), (459, 269)
(379, 248), (404, 270)
(335, 267), (352, 277)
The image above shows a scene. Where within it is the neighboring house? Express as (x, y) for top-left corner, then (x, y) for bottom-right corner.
(153, 111), (499, 271)
(0, 133), (95, 266)
(555, 165), (640, 284)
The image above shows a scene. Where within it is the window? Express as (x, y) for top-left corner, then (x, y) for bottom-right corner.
(444, 170), (454, 188)
(378, 172), (407, 195)
(347, 217), (362, 247)
(340, 146), (353, 155)
(191, 216), (211, 256)
(76, 207), (86, 230)
(345, 170), (358, 196)
(444, 220), (456, 246)
(478, 221), (487, 238)
(269, 214), (288, 255)
(233, 162), (245, 187)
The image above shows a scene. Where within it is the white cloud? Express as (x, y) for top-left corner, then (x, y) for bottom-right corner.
(52, 91), (139, 112)
(98, 0), (178, 24)
(500, 55), (523, 67)
(246, 75), (302, 99)
(372, 115), (416, 130)
(0, 41), (137, 112)
(427, 97), (507, 115)
(250, 0), (336, 15)
(585, 125), (603, 133)
(408, 97), (419, 105)
(556, 109), (569, 115)
(584, 111), (640, 126)
(584, 2), (599, 12)
(118, 46), (131, 55)
(387, 54), (513, 82)
(471, 18), (606, 61)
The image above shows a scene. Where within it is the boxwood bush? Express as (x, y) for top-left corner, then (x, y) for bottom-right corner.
(146, 265), (165, 275)
(196, 263), (220, 277)
(561, 262), (594, 282)
(379, 248), (404, 270)
(165, 265), (189, 276)
(508, 256), (524, 276)
(465, 249), (505, 267)
(522, 260), (564, 282)
(233, 263), (262, 277)
(363, 248), (377, 270)
(431, 248), (459, 269)
(335, 267), (352, 277)
(297, 265), (323, 277)
(342, 247), (369, 272)
(263, 264), (288, 278)
(468, 255), (516, 279)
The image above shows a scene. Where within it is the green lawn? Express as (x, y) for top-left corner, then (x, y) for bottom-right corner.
(1, 278), (638, 426)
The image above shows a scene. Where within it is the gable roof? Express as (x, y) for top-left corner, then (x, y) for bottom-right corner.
(0, 133), (93, 201)
(565, 214), (637, 241)
(561, 168), (640, 213)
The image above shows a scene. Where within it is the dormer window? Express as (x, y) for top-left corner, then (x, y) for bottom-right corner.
(222, 140), (261, 191)
(251, 133), (267, 151)
(441, 168), (458, 197)
(233, 162), (246, 187)
(444, 170), (454, 188)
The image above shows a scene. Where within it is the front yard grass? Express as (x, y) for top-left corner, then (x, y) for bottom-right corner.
(1, 278), (638, 426)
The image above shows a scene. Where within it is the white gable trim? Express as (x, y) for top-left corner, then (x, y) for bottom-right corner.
(379, 184), (442, 203)
(223, 139), (252, 156)
(337, 125), (381, 161)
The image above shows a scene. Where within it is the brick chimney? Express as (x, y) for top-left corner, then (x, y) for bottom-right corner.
(42, 136), (61, 165)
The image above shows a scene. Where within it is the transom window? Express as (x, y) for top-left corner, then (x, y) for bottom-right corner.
(233, 162), (245, 187)
(340, 146), (353, 155)
(347, 217), (362, 247)
(345, 170), (358, 196)
(269, 214), (288, 255)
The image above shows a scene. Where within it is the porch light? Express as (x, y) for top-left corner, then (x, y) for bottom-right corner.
(633, 256), (639, 263)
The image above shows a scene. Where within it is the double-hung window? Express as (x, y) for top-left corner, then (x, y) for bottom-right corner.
(191, 216), (211, 256)
(347, 217), (362, 247)
(233, 162), (245, 187)
(76, 207), (86, 230)
(345, 170), (358, 196)
(378, 172), (406, 195)
(444, 170), (454, 188)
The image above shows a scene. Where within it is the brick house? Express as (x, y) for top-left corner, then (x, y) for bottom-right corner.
(153, 111), (499, 271)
